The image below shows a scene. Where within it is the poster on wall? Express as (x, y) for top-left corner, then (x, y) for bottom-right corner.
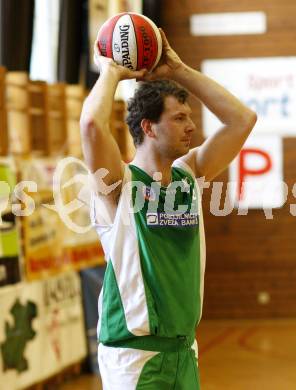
(19, 158), (69, 280)
(0, 282), (43, 390)
(229, 135), (284, 209)
(40, 272), (87, 379)
(60, 159), (105, 269)
(0, 272), (87, 389)
(19, 157), (104, 280)
(201, 57), (296, 137)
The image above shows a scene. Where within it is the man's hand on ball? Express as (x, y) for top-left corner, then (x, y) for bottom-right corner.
(94, 42), (147, 81)
(143, 28), (184, 81)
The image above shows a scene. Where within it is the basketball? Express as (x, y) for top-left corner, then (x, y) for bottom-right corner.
(95, 13), (162, 71)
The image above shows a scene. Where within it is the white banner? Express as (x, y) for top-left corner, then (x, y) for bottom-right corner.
(0, 272), (87, 389)
(190, 12), (266, 36)
(229, 135), (284, 209)
(41, 272), (87, 378)
(201, 57), (296, 137)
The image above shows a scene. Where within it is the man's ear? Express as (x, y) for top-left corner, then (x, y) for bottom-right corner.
(141, 119), (156, 139)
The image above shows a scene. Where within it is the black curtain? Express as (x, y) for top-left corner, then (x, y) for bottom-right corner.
(58, 0), (85, 84)
(0, 0), (35, 71)
(143, 0), (162, 27)
(85, 0), (97, 89)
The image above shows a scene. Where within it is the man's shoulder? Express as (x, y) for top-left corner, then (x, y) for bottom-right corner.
(172, 158), (196, 182)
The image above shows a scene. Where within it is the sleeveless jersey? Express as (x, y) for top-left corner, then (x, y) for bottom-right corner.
(90, 161), (206, 344)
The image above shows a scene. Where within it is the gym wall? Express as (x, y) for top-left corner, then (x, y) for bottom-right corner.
(161, 0), (296, 318)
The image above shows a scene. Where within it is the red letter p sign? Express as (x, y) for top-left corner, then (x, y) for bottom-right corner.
(238, 148), (272, 200)
(229, 135), (284, 210)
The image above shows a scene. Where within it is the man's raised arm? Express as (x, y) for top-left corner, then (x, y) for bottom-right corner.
(174, 65), (257, 181)
(144, 29), (257, 182)
(80, 51), (146, 192)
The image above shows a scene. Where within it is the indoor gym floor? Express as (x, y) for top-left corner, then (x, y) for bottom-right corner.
(59, 319), (296, 390)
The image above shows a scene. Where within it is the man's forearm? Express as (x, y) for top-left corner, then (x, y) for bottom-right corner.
(81, 67), (120, 129)
(172, 64), (255, 126)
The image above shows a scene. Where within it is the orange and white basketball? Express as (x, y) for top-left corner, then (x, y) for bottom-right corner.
(95, 12), (162, 71)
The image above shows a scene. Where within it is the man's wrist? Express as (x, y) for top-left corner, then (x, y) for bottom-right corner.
(171, 63), (194, 83)
(100, 63), (121, 80)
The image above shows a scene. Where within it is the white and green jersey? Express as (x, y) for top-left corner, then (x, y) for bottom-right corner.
(90, 161), (206, 345)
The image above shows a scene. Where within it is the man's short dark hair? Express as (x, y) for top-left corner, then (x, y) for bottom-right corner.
(126, 79), (189, 146)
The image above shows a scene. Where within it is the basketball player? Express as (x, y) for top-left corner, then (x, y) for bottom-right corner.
(80, 29), (257, 389)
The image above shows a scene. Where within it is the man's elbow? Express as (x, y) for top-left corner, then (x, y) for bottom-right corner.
(241, 109), (257, 133)
(80, 115), (106, 139)
(80, 115), (95, 136)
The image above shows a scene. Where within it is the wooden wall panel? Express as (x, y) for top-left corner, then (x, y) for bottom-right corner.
(162, 0), (296, 318)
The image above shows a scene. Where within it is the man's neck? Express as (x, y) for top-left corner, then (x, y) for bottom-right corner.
(130, 150), (175, 187)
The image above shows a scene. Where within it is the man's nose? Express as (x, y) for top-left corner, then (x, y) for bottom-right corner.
(185, 119), (196, 133)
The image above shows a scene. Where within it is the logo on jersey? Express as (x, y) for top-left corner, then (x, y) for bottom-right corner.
(142, 186), (156, 201)
(146, 212), (199, 227)
(146, 213), (159, 225)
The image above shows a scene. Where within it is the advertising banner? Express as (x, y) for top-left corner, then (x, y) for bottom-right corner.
(201, 57), (296, 137)
(229, 135), (284, 209)
(0, 272), (87, 389)
(19, 157), (69, 280)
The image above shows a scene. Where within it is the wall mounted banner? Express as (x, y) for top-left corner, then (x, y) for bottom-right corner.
(17, 157), (104, 280)
(61, 160), (105, 269)
(19, 157), (69, 280)
(0, 272), (87, 389)
(201, 57), (296, 137)
(229, 135), (284, 209)
(40, 272), (87, 379)
(190, 12), (266, 36)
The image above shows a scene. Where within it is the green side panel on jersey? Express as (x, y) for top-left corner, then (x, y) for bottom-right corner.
(130, 165), (201, 339)
(99, 260), (134, 343)
(136, 348), (200, 389)
(136, 353), (170, 389)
